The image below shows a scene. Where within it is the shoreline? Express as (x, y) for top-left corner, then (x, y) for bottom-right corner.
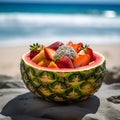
(0, 44), (120, 77)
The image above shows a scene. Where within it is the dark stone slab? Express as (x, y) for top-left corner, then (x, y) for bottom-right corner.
(1, 92), (100, 120)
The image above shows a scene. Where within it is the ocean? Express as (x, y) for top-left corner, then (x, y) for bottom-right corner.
(0, 2), (120, 46)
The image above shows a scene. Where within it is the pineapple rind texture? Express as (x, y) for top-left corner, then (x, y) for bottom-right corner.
(20, 60), (106, 103)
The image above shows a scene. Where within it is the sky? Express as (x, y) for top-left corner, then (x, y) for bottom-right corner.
(0, 0), (120, 3)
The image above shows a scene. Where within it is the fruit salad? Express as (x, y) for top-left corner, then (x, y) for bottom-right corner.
(30, 41), (95, 69)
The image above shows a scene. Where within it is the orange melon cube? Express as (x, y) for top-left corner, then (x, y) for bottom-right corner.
(48, 61), (58, 68)
(32, 49), (46, 63)
(38, 58), (50, 67)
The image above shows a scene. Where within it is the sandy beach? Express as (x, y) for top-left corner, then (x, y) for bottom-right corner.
(0, 44), (120, 77)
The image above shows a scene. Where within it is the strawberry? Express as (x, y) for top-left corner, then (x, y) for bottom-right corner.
(44, 47), (56, 61)
(30, 43), (43, 59)
(30, 51), (40, 59)
(73, 54), (90, 68)
(55, 56), (74, 68)
(83, 45), (95, 61)
(67, 41), (83, 53)
(86, 47), (95, 61)
(48, 41), (64, 50)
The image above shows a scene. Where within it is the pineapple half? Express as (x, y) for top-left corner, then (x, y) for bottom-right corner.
(20, 51), (106, 103)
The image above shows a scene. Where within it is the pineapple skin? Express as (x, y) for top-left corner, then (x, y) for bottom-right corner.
(20, 59), (106, 103)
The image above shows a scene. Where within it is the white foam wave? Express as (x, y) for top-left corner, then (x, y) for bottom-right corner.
(103, 10), (117, 18)
(0, 13), (120, 46)
(0, 34), (120, 47)
(0, 13), (120, 28)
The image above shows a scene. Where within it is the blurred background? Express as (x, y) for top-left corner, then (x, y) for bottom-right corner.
(0, 0), (120, 46)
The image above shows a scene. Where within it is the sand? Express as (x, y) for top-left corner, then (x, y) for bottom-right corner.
(0, 44), (120, 77)
(0, 45), (28, 77)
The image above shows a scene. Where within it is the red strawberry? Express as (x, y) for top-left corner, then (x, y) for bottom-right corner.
(73, 54), (90, 68)
(55, 56), (74, 68)
(48, 41), (64, 50)
(30, 43), (42, 59)
(30, 51), (40, 59)
(44, 47), (56, 61)
(83, 45), (95, 61)
(86, 47), (95, 61)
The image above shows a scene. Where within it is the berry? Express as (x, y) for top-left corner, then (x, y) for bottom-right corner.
(30, 43), (43, 59)
(56, 56), (74, 68)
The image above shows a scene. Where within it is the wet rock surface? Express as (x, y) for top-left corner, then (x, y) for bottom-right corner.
(0, 75), (25, 89)
(104, 66), (120, 84)
(107, 95), (120, 104)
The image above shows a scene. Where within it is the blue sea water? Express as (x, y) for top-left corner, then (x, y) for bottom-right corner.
(0, 2), (120, 46)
